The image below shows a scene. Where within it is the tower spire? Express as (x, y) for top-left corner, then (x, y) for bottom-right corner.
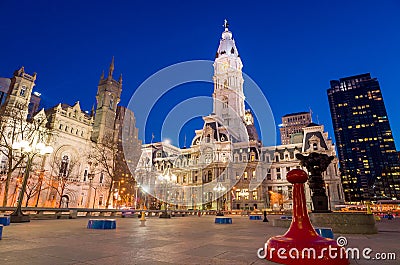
(108, 56), (115, 79)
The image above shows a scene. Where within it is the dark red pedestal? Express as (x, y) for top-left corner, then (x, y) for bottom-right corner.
(265, 169), (348, 265)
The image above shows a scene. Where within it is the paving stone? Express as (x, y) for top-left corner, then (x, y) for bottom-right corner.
(0, 215), (398, 264)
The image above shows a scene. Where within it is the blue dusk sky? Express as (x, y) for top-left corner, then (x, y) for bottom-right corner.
(1, 1), (399, 148)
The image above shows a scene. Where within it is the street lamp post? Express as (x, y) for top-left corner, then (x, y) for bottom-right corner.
(10, 140), (53, 223)
(34, 170), (45, 207)
(213, 182), (226, 216)
(158, 168), (176, 218)
(86, 173), (95, 208)
(135, 183), (140, 209)
(263, 188), (269, 222)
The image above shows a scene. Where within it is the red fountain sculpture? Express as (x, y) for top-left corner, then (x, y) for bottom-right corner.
(265, 169), (348, 265)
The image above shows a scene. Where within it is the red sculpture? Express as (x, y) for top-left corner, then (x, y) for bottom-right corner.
(265, 169), (348, 264)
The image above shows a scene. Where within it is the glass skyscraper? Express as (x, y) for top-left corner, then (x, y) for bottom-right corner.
(328, 73), (399, 202)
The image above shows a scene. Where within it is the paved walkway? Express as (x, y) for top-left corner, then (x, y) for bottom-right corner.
(0, 215), (398, 264)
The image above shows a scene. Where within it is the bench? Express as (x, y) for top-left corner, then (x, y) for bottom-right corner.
(215, 217), (232, 224)
(87, 219), (116, 229)
(121, 210), (138, 218)
(249, 215), (262, 220)
(280, 216), (292, 220)
(172, 212), (187, 217)
(315, 227), (334, 239)
(0, 216), (10, 226)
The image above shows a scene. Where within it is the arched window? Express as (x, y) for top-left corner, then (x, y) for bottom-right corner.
(20, 85), (27, 96)
(222, 96), (228, 109)
(83, 169), (88, 181)
(59, 155), (69, 177)
(207, 170), (212, 182)
(109, 96), (114, 110)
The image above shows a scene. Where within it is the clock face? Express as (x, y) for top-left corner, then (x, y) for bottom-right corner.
(219, 61), (229, 72)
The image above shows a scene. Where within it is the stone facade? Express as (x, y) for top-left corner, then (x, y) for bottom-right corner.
(135, 23), (345, 211)
(0, 61), (141, 208)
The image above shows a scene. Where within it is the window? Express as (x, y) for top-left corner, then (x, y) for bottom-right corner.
(20, 85), (26, 96)
(252, 191), (258, 200)
(252, 170), (256, 179)
(207, 171), (212, 182)
(109, 96), (114, 110)
(222, 96), (228, 109)
(243, 189), (249, 200)
(276, 168), (281, 180)
(244, 172), (248, 180)
(236, 190), (240, 200)
(205, 134), (211, 143)
(267, 169), (271, 180)
(59, 155), (69, 177)
(83, 169), (88, 181)
(313, 143), (318, 151)
(100, 172), (104, 183)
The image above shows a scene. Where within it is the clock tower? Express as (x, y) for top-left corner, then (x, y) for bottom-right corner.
(213, 20), (245, 134)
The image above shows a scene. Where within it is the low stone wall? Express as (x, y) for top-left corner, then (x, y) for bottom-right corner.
(272, 219), (292, 228)
(310, 212), (377, 234)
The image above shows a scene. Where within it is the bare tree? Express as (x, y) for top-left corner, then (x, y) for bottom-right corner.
(48, 155), (80, 208)
(0, 106), (48, 206)
(23, 167), (48, 207)
(90, 133), (119, 208)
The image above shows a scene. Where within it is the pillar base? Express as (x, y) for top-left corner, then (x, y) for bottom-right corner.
(312, 195), (330, 213)
(10, 214), (30, 223)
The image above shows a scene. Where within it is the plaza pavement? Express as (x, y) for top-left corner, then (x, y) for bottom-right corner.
(0, 215), (399, 265)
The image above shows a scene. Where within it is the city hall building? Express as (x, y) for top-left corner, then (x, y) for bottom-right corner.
(135, 23), (345, 211)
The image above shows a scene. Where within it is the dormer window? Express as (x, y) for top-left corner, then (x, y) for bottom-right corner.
(313, 143), (318, 151)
